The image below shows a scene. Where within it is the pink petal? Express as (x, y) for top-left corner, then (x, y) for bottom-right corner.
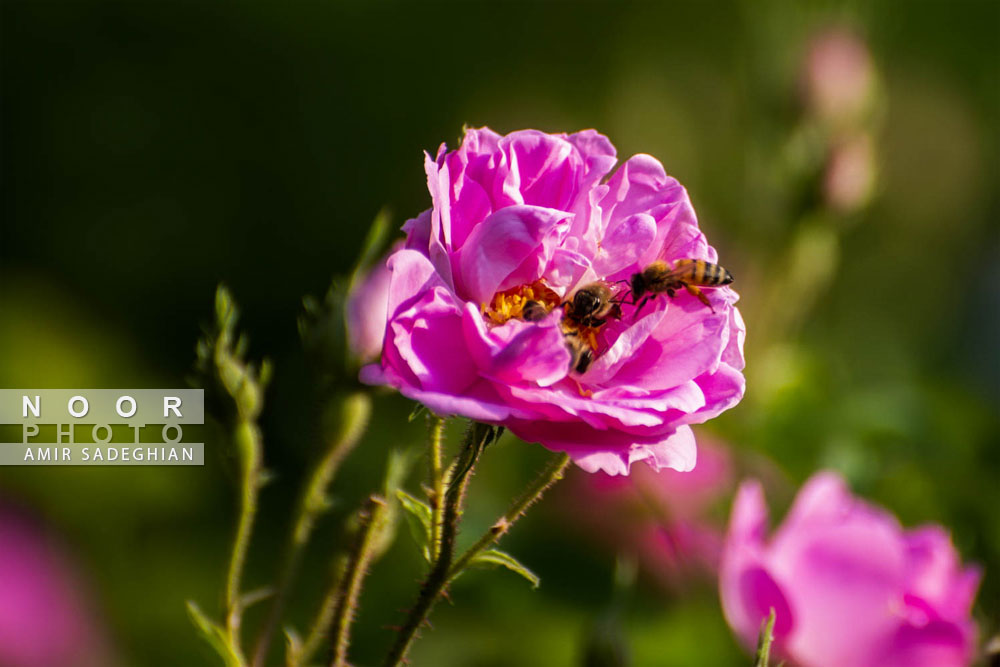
(460, 304), (571, 388)
(455, 204), (572, 304)
(389, 286), (478, 395)
(592, 212), (657, 277)
(384, 248), (449, 320)
(499, 130), (580, 211)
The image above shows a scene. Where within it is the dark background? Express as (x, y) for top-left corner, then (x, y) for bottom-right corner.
(2, 1), (998, 665)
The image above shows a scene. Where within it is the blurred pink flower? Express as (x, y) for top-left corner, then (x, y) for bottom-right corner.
(345, 242), (401, 364)
(802, 27), (876, 123)
(823, 132), (877, 213)
(0, 505), (113, 667)
(361, 127), (745, 475)
(559, 438), (734, 585)
(720, 472), (980, 667)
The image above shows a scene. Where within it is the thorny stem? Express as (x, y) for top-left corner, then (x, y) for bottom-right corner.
(381, 422), (492, 667)
(225, 417), (265, 662)
(428, 416), (446, 561)
(286, 495), (388, 667)
(448, 451), (570, 579)
(328, 496), (390, 667)
(251, 392), (373, 667)
(293, 552), (347, 667)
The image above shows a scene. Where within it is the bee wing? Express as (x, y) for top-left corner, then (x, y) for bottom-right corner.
(663, 259), (695, 280)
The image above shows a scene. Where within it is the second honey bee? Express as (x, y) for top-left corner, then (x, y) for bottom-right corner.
(562, 282), (623, 328)
(629, 259), (733, 314)
(520, 299), (597, 375)
(522, 281), (625, 375)
(563, 330), (595, 374)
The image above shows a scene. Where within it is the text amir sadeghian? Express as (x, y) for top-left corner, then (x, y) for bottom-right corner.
(1, 389), (204, 466)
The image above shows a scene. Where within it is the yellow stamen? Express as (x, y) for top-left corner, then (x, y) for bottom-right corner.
(482, 281), (561, 326)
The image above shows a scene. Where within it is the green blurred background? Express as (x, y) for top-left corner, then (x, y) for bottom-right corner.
(1, 1), (998, 665)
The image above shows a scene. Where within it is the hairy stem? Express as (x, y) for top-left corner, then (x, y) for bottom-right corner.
(292, 551), (346, 667)
(225, 417), (265, 662)
(328, 495), (389, 667)
(381, 422), (491, 667)
(428, 416), (446, 561)
(448, 451), (570, 579)
(753, 607), (777, 667)
(251, 392), (372, 667)
(290, 496), (385, 667)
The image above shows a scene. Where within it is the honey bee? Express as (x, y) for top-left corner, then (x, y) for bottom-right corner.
(521, 300), (550, 322)
(563, 329), (595, 374)
(520, 299), (594, 374)
(522, 282), (627, 376)
(629, 259), (733, 314)
(562, 282), (623, 328)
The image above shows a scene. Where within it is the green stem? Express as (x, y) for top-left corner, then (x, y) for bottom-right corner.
(753, 607), (777, 667)
(251, 392), (372, 667)
(448, 451), (570, 580)
(328, 496), (389, 667)
(225, 418), (265, 662)
(381, 422), (490, 667)
(291, 554), (349, 666)
(428, 416), (446, 561)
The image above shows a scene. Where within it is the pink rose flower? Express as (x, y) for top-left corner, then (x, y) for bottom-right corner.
(720, 472), (981, 667)
(801, 27), (876, 123)
(0, 505), (113, 667)
(823, 132), (877, 213)
(361, 128), (745, 475)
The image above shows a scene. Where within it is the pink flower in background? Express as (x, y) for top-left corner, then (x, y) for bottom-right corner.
(361, 127), (745, 474)
(823, 132), (877, 213)
(802, 27), (876, 123)
(0, 504), (113, 667)
(720, 472), (980, 667)
(345, 242), (401, 364)
(561, 438), (734, 586)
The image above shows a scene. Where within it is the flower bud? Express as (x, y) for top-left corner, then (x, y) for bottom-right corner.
(345, 243), (399, 365)
(823, 132), (877, 213)
(802, 27), (876, 125)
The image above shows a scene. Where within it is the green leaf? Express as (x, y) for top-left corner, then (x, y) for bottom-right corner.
(239, 586), (274, 611)
(468, 548), (540, 589)
(408, 403), (428, 422)
(349, 207), (392, 287)
(384, 448), (419, 496)
(370, 448), (420, 558)
(396, 489), (432, 562)
(185, 601), (242, 667)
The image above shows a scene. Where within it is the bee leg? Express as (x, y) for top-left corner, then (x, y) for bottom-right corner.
(632, 296), (651, 320)
(685, 284), (715, 312)
(572, 379), (594, 398)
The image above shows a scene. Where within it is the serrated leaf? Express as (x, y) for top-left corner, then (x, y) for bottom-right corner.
(396, 489), (432, 562)
(185, 601), (242, 667)
(468, 548), (540, 588)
